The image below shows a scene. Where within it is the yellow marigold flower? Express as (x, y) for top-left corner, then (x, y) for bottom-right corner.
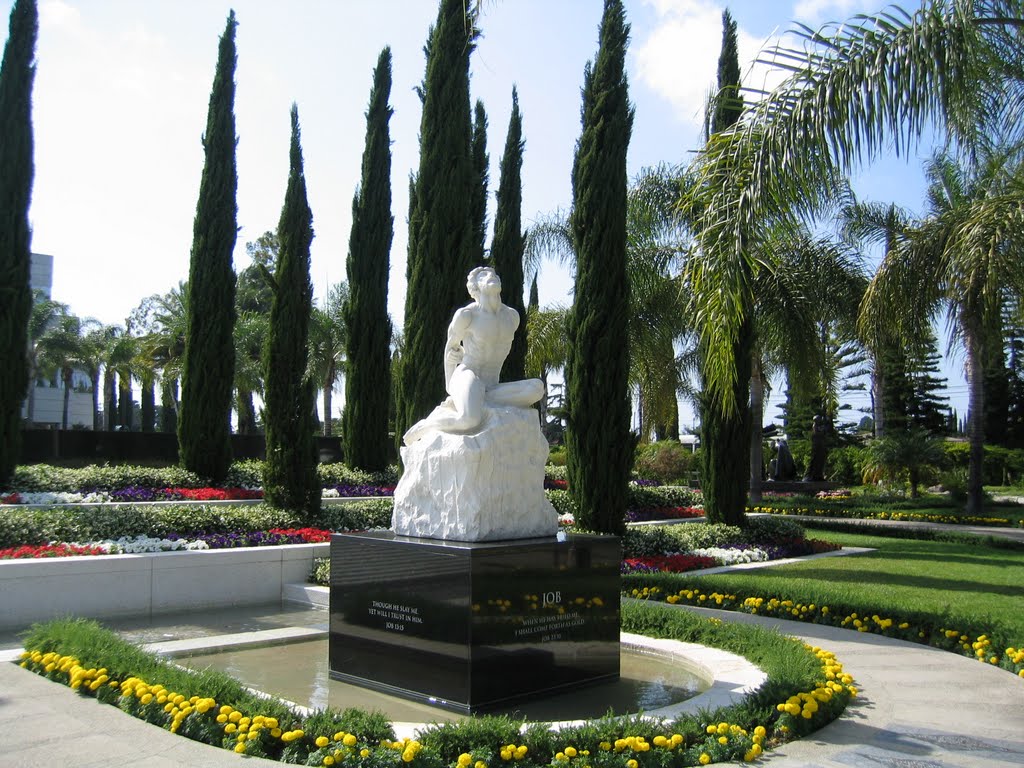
(556, 753), (566, 762)
(670, 735), (683, 747)
(220, 705), (233, 715)
(653, 736), (667, 748)
(500, 750), (511, 761)
(324, 758), (335, 766)
(718, 736), (728, 745)
(265, 718), (279, 729)
(599, 742), (612, 752)
(699, 754), (711, 765)
(565, 747), (577, 758)
(626, 760), (638, 768)
(344, 734), (358, 747)
(458, 753), (473, 766)
(515, 746), (528, 759)
(234, 743), (246, 754)
(361, 749), (371, 758)
(229, 711), (242, 723)
(475, 761), (487, 768)
(317, 736), (330, 748)
(272, 728), (283, 738)
(217, 714), (228, 724)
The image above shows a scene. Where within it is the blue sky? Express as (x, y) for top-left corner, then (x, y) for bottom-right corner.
(7, 0), (965, 426)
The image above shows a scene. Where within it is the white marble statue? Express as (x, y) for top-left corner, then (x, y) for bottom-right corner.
(393, 267), (558, 542)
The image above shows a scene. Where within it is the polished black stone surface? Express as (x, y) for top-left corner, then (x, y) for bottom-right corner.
(328, 531), (621, 713)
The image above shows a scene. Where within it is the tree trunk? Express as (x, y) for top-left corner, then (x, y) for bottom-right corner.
(140, 379), (155, 432)
(236, 389), (256, 435)
(160, 378), (178, 433)
(118, 375), (133, 431)
(965, 325), (986, 515)
(91, 370), (101, 431)
(749, 355), (765, 504)
(61, 366), (72, 430)
(25, 361), (37, 426)
(323, 365), (334, 437)
(871, 356), (884, 437)
(104, 370), (116, 431)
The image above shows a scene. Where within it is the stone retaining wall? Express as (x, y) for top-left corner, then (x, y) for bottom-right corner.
(0, 542), (329, 631)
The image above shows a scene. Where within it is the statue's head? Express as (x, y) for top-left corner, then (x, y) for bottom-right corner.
(467, 266), (501, 300)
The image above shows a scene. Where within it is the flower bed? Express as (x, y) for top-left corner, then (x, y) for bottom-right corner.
(0, 528), (332, 559)
(750, 504), (1020, 528)
(624, 583), (1024, 680)
(626, 506), (704, 523)
(1, 485), (395, 505)
(14, 608), (857, 766)
(621, 554), (718, 574)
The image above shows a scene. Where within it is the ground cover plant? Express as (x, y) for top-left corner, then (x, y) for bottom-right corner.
(16, 606), (856, 766)
(751, 490), (1024, 528)
(622, 526), (1024, 679)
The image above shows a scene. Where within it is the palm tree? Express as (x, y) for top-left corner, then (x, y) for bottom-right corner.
(147, 282), (188, 433)
(684, 0), (1024, 426)
(863, 427), (946, 498)
(37, 312), (98, 429)
(80, 324), (116, 430)
(525, 165), (691, 443)
(24, 293), (68, 426)
(234, 311), (267, 435)
(861, 146), (1024, 513)
(308, 283), (348, 437)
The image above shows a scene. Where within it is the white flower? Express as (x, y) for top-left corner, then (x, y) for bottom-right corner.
(321, 488), (340, 498)
(692, 547), (769, 566)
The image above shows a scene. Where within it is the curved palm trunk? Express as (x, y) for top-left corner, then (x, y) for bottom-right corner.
(160, 378), (178, 433)
(118, 375), (132, 431)
(749, 355), (764, 504)
(965, 325), (986, 515)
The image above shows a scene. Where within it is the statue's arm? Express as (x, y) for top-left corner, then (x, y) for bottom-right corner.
(444, 308), (472, 388)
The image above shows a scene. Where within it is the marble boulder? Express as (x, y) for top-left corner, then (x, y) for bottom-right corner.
(392, 405), (557, 542)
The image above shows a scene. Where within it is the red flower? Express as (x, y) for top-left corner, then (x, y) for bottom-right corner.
(268, 527), (332, 543)
(622, 554), (717, 573)
(0, 542), (106, 559)
(0, 492), (20, 505)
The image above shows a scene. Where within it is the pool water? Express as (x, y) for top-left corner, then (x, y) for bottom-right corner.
(179, 638), (706, 723)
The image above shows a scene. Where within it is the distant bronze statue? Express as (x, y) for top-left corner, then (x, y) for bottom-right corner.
(803, 415), (827, 481)
(773, 438), (796, 481)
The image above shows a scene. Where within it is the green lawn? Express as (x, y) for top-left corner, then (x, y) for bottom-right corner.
(623, 526), (1024, 654)
(757, 492), (1024, 526)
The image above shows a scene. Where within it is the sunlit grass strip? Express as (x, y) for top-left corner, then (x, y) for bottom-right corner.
(16, 608), (856, 767)
(623, 582), (1024, 680)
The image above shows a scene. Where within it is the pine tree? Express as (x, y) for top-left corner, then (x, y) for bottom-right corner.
(263, 105), (320, 515)
(343, 47), (394, 472)
(177, 11), (238, 482)
(699, 9), (750, 526)
(492, 87), (527, 383)
(395, 0), (477, 448)
(0, 0), (37, 488)
(565, 0), (634, 536)
(471, 98), (489, 266)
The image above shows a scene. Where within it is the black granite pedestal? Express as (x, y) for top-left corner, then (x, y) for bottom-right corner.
(328, 531), (621, 713)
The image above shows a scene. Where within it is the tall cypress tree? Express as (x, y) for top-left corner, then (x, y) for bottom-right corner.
(263, 105), (319, 515)
(699, 9), (750, 526)
(565, 0), (634, 536)
(492, 87), (527, 382)
(396, 0), (477, 447)
(178, 11), (238, 481)
(343, 48), (394, 472)
(0, 0), (36, 488)
(471, 98), (489, 266)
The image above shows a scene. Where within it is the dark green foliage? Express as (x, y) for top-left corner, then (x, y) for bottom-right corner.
(177, 11), (238, 482)
(983, 316), (1009, 445)
(528, 272), (539, 311)
(262, 106), (320, 516)
(492, 87), (528, 382)
(633, 440), (696, 484)
(699, 9), (750, 527)
(343, 47), (394, 472)
(0, 0), (37, 488)
(879, 333), (948, 435)
(470, 98), (488, 265)
(710, 9), (743, 135)
(396, 0), (477, 448)
(565, 0), (634, 535)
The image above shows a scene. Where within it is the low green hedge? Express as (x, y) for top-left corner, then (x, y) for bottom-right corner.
(9, 460), (399, 493)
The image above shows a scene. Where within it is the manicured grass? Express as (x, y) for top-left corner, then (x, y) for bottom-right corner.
(760, 491), (1024, 526)
(623, 526), (1024, 666)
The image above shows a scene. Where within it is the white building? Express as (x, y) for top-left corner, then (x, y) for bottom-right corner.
(21, 253), (93, 429)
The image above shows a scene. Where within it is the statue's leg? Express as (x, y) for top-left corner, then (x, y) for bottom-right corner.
(486, 379), (545, 408)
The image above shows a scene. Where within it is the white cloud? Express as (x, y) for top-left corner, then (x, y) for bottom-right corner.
(39, 0), (80, 28)
(791, 0), (879, 25)
(634, 0), (787, 125)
